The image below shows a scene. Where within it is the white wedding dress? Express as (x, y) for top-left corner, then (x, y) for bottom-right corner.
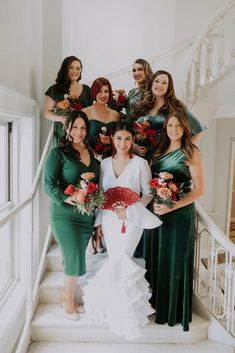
(83, 155), (161, 340)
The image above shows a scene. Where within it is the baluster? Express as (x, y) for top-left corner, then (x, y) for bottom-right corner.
(205, 32), (213, 84)
(209, 237), (215, 312)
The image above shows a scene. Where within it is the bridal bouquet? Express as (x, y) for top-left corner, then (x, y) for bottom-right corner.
(64, 172), (105, 215)
(149, 172), (179, 209)
(133, 120), (158, 149)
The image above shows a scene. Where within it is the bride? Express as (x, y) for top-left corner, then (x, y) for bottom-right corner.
(83, 121), (161, 340)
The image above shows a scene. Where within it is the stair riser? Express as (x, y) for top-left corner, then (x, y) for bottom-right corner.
(31, 326), (208, 344)
(39, 288), (84, 304)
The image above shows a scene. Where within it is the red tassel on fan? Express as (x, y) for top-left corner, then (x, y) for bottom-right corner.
(121, 221), (126, 234)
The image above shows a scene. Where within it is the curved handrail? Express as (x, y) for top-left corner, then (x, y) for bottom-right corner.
(88, 37), (196, 83)
(196, 202), (235, 256)
(0, 124), (54, 228)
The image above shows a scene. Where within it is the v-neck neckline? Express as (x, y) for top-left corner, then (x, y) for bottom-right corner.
(111, 155), (135, 179)
(78, 149), (92, 168)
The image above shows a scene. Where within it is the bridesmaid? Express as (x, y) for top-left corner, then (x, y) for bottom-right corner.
(43, 110), (100, 320)
(82, 77), (120, 161)
(44, 56), (92, 146)
(125, 58), (153, 121)
(146, 110), (205, 331)
(132, 70), (206, 161)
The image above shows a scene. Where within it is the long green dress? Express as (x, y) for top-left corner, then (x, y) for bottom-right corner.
(43, 147), (100, 276)
(146, 148), (196, 331)
(45, 84), (92, 147)
(133, 108), (206, 258)
(88, 120), (117, 159)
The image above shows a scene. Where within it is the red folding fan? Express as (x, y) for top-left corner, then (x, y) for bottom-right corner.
(102, 187), (140, 233)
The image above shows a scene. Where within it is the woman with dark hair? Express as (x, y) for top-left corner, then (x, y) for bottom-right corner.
(132, 70), (206, 161)
(44, 56), (92, 146)
(43, 110), (100, 320)
(146, 111), (205, 331)
(82, 77), (120, 161)
(125, 58), (153, 120)
(83, 121), (161, 340)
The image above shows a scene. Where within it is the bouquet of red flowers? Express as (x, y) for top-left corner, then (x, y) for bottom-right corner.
(133, 120), (158, 149)
(64, 172), (105, 215)
(54, 94), (84, 117)
(94, 126), (113, 159)
(108, 89), (127, 118)
(149, 172), (179, 209)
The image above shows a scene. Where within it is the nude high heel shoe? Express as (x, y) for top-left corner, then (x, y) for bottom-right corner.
(60, 299), (80, 321)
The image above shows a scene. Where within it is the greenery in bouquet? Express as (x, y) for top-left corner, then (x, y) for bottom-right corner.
(64, 172), (105, 215)
(149, 172), (179, 209)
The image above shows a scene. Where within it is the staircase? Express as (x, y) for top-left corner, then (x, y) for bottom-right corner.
(26, 242), (233, 352)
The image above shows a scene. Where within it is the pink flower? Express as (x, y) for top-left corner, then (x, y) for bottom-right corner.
(81, 172), (95, 181)
(159, 172), (173, 180)
(157, 187), (172, 198)
(73, 190), (86, 204)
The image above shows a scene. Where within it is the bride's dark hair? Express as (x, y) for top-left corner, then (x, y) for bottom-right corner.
(113, 121), (134, 137)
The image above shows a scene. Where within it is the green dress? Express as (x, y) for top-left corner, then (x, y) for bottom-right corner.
(43, 147), (100, 276)
(126, 87), (144, 121)
(134, 108), (205, 259)
(88, 119), (117, 159)
(45, 84), (92, 147)
(146, 148), (195, 331)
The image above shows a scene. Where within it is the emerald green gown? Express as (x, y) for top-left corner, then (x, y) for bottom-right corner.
(88, 120), (117, 159)
(146, 148), (196, 331)
(43, 147), (100, 276)
(45, 84), (92, 147)
(126, 87), (144, 121)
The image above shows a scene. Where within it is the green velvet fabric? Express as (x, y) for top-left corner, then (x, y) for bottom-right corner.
(145, 148), (196, 331)
(43, 147), (100, 276)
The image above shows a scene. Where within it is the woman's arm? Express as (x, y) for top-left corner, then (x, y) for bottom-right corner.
(154, 148), (205, 215)
(44, 95), (67, 124)
(43, 148), (68, 205)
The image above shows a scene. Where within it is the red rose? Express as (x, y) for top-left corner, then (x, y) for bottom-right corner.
(150, 178), (159, 188)
(87, 182), (97, 194)
(117, 94), (126, 104)
(145, 129), (157, 137)
(95, 143), (105, 153)
(64, 184), (75, 195)
(70, 102), (83, 110)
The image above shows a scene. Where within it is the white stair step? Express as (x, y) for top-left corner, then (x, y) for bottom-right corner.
(31, 304), (209, 344)
(46, 244), (107, 272)
(39, 271), (90, 304)
(27, 340), (234, 353)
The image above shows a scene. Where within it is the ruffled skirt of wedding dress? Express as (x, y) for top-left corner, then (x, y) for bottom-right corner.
(83, 252), (155, 340)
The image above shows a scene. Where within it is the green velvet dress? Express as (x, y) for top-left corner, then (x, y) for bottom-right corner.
(146, 148), (196, 331)
(45, 84), (92, 147)
(88, 119), (117, 159)
(43, 147), (100, 276)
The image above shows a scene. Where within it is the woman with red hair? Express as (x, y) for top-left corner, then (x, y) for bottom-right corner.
(82, 77), (120, 161)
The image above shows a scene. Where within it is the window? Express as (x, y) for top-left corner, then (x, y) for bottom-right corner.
(0, 122), (13, 297)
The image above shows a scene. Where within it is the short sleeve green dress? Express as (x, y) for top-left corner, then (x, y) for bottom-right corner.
(45, 84), (92, 147)
(43, 147), (100, 276)
(146, 148), (196, 331)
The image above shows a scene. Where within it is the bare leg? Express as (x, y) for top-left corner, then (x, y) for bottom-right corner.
(64, 275), (78, 314)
